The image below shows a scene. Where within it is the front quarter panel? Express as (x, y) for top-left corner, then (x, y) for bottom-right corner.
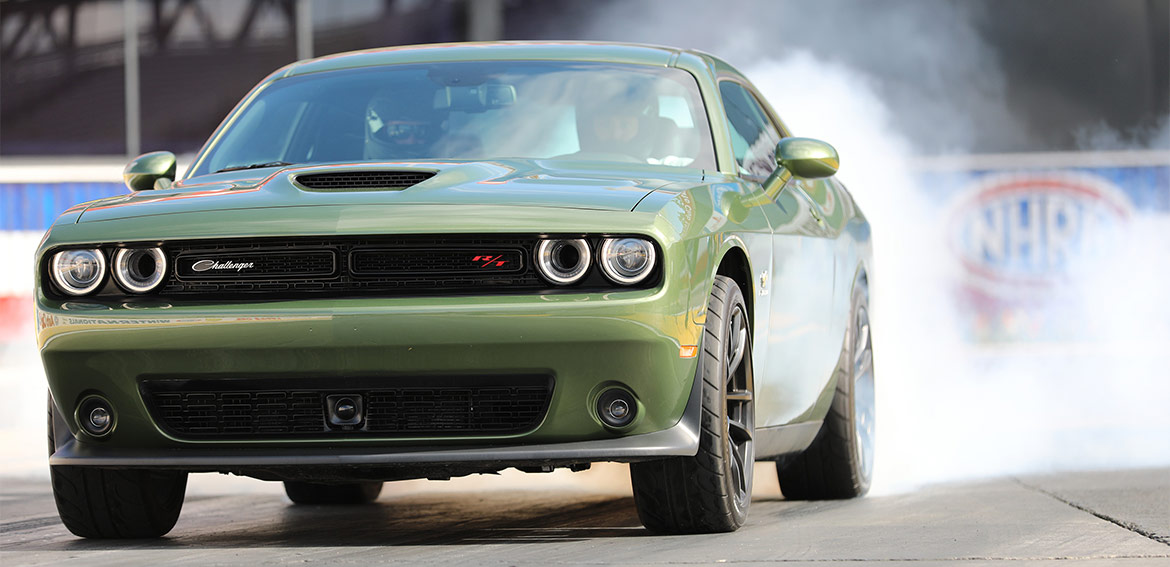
(643, 176), (777, 420)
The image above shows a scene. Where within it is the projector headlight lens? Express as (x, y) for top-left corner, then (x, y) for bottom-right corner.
(600, 238), (655, 285)
(51, 249), (106, 296)
(536, 239), (591, 285)
(113, 247), (167, 293)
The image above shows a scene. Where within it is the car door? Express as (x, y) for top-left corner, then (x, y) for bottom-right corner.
(718, 79), (839, 428)
(799, 175), (855, 350)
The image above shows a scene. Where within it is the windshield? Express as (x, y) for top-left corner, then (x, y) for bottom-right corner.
(189, 61), (716, 177)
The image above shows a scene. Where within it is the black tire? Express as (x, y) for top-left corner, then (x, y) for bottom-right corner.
(777, 281), (874, 499)
(284, 481), (383, 505)
(629, 275), (755, 534)
(48, 393), (188, 538)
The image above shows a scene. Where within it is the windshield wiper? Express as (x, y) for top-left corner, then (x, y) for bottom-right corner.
(215, 161), (296, 173)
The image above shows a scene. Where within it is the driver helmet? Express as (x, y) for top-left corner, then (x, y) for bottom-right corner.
(576, 81), (658, 158)
(364, 85), (442, 160)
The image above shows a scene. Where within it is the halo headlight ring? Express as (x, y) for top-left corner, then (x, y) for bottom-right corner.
(113, 247), (167, 294)
(536, 239), (591, 285)
(50, 249), (107, 296)
(599, 237), (656, 285)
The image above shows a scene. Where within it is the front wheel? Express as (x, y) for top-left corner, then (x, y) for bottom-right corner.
(629, 275), (755, 533)
(48, 394), (188, 538)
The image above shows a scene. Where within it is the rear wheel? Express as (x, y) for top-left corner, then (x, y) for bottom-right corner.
(777, 282), (874, 499)
(284, 481), (383, 505)
(48, 393), (188, 538)
(629, 275), (754, 533)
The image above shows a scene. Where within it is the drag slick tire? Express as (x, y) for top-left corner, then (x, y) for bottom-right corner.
(777, 280), (874, 499)
(47, 394), (188, 538)
(629, 275), (755, 533)
(284, 481), (383, 505)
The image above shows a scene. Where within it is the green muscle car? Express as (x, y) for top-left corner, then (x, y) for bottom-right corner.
(37, 41), (874, 538)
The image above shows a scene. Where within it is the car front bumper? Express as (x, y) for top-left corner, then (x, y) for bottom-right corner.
(39, 288), (703, 469)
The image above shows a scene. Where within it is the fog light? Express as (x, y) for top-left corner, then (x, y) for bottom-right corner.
(89, 407), (111, 429)
(76, 396), (114, 437)
(608, 399), (630, 418)
(596, 388), (637, 428)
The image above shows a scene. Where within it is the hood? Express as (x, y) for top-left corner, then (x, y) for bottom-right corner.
(76, 159), (705, 223)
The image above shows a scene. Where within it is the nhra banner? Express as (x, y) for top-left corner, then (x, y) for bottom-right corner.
(915, 150), (1169, 343)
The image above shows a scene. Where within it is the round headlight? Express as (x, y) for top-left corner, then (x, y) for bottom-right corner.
(536, 239), (591, 285)
(113, 247), (167, 293)
(51, 249), (106, 296)
(600, 238), (656, 285)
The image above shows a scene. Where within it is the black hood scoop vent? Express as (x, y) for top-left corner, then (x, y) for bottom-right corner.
(294, 170), (436, 191)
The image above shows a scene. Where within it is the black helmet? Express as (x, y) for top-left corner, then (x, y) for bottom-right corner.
(364, 85), (441, 160)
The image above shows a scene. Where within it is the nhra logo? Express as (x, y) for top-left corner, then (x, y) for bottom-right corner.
(949, 172), (1132, 294)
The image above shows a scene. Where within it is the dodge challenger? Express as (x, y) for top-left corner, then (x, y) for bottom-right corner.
(37, 41), (874, 537)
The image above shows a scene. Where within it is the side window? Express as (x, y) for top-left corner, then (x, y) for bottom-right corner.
(719, 81), (781, 178)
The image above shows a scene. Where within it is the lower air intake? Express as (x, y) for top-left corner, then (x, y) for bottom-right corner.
(141, 375), (553, 439)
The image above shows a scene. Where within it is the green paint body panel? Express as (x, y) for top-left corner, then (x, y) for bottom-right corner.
(36, 42), (873, 470)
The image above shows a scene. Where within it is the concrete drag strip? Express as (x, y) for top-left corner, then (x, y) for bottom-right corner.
(0, 467), (1167, 565)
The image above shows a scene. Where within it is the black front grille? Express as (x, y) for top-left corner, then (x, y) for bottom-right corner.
(151, 235), (656, 299)
(295, 171), (435, 190)
(141, 375), (553, 439)
(157, 233), (545, 295)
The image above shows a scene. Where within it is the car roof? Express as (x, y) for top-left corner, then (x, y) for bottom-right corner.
(279, 41), (707, 78)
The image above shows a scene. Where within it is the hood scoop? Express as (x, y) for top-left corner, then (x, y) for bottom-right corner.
(294, 170), (436, 191)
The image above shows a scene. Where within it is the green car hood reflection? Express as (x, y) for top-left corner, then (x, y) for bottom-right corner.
(77, 159), (702, 223)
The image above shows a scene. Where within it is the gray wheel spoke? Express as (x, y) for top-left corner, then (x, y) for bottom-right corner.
(727, 416), (752, 443)
(729, 443), (746, 494)
(853, 323), (869, 363)
(726, 389), (753, 402)
(726, 307), (747, 376)
(854, 348), (873, 381)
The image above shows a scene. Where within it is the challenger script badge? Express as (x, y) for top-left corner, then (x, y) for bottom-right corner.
(191, 259), (256, 272)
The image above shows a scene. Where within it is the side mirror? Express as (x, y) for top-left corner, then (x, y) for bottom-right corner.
(123, 151), (176, 191)
(775, 138), (838, 179)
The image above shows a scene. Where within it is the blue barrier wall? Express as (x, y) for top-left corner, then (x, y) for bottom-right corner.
(0, 183), (125, 232)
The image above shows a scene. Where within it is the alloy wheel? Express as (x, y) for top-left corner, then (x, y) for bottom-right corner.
(852, 305), (875, 480)
(724, 304), (754, 510)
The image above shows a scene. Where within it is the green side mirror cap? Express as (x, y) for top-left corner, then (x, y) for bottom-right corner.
(123, 151), (177, 191)
(775, 138), (839, 179)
